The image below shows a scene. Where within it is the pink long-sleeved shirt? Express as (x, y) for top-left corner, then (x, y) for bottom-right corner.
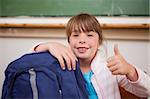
(90, 49), (150, 99)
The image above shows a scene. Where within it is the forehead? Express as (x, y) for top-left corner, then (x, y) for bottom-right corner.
(71, 30), (96, 35)
(71, 22), (94, 33)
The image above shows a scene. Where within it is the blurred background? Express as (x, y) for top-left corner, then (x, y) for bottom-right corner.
(0, 0), (149, 97)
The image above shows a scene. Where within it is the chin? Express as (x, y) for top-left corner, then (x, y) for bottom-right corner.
(74, 50), (92, 59)
(76, 54), (90, 59)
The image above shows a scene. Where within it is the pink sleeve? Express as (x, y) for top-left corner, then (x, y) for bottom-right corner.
(117, 67), (150, 97)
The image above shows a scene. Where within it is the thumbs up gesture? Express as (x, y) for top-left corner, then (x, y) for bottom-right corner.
(107, 44), (138, 81)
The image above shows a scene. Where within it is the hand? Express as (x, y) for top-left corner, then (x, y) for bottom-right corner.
(35, 42), (77, 70)
(107, 44), (138, 81)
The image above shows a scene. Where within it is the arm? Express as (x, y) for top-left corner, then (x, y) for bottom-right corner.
(33, 42), (77, 70)
(107, 44), (150, 97)
(117, 68), (150, 97)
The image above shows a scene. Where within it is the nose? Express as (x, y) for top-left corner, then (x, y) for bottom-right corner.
(79, 40), (85, 44)
(79, 33), (86, 44)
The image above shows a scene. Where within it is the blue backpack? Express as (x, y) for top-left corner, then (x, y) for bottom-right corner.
(2, 51), (88, 99)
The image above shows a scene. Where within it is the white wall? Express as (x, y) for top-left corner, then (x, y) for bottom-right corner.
(0, 37), (149, 97)
(148, 37), (150, 75)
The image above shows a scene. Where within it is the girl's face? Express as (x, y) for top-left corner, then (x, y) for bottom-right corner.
(69, 31), (99, 62)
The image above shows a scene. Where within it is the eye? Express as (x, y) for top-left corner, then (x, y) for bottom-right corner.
(87, 34), (93, 37)
(72, 34), (79, 37)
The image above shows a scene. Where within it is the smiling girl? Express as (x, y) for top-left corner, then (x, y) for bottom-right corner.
(33, 13), (150, 99)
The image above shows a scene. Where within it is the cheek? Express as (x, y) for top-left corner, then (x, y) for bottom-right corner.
(91, 38), (99, 46)
(69, 38), (77, 46)
(69, 40), (74, 46)
(69, 41), (76, 52)
(91, 39), (100, 52)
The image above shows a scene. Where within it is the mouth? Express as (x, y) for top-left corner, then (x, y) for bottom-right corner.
(76, 47), (89, 53)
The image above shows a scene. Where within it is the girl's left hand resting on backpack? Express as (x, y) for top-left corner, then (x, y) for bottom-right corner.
(107, 45), (138, 81)
(34, 42), (77, 70)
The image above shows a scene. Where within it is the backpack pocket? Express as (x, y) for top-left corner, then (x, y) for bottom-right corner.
(7, 67), (62, 99)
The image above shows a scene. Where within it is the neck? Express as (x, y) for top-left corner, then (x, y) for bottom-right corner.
(79, 59), (91, 73)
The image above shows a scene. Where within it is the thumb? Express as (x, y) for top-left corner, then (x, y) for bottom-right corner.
(114, 44), (120, 55)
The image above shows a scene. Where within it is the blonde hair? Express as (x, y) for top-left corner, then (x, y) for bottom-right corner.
(66, 13), (103, 44)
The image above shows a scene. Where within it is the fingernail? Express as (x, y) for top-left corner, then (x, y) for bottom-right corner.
(68, 67), (72, 71)
(73, 67), (76, 70)
(62, 67), (65, 70)
(75, 58), (78, 61)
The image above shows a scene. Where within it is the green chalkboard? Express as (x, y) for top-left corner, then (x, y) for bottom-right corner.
(0, 0), (149, 16)
(0, 0), (2, 16)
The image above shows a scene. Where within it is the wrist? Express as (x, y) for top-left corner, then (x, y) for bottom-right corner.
(34, 42), (50, 52)
(126, 64), (138, 81)
(46, 43), (52, 51)
(34, 44), (41, 52)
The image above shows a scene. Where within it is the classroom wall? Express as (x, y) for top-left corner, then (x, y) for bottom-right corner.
(0, 27), (149, 97)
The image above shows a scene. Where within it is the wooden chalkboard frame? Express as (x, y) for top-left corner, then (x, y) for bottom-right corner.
(0, 17), (149, 29)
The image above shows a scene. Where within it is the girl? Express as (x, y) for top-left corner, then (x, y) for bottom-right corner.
(33, 13), (150, 99)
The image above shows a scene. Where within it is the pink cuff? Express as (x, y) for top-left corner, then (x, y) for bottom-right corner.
(128, 67), (141, 84)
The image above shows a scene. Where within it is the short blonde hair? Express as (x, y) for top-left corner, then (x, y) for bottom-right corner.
(66, 13), (103, 44)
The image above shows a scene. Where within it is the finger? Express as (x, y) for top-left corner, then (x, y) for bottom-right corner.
(112, 70), (120, 75)
(68, 54), (76, 70)
(68, 45), (78, 61)
(114, 44), (120, 56)
(71, 59), (76, 70)
(107, 56), (115, 63)
(68, 47), (78, 61)
(65, 49), (77, 70)
(107, 60), (118, 67)
(56, 55), (65, 70)
(62, 53), (72, 70)
(108, 65), (118, 72)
